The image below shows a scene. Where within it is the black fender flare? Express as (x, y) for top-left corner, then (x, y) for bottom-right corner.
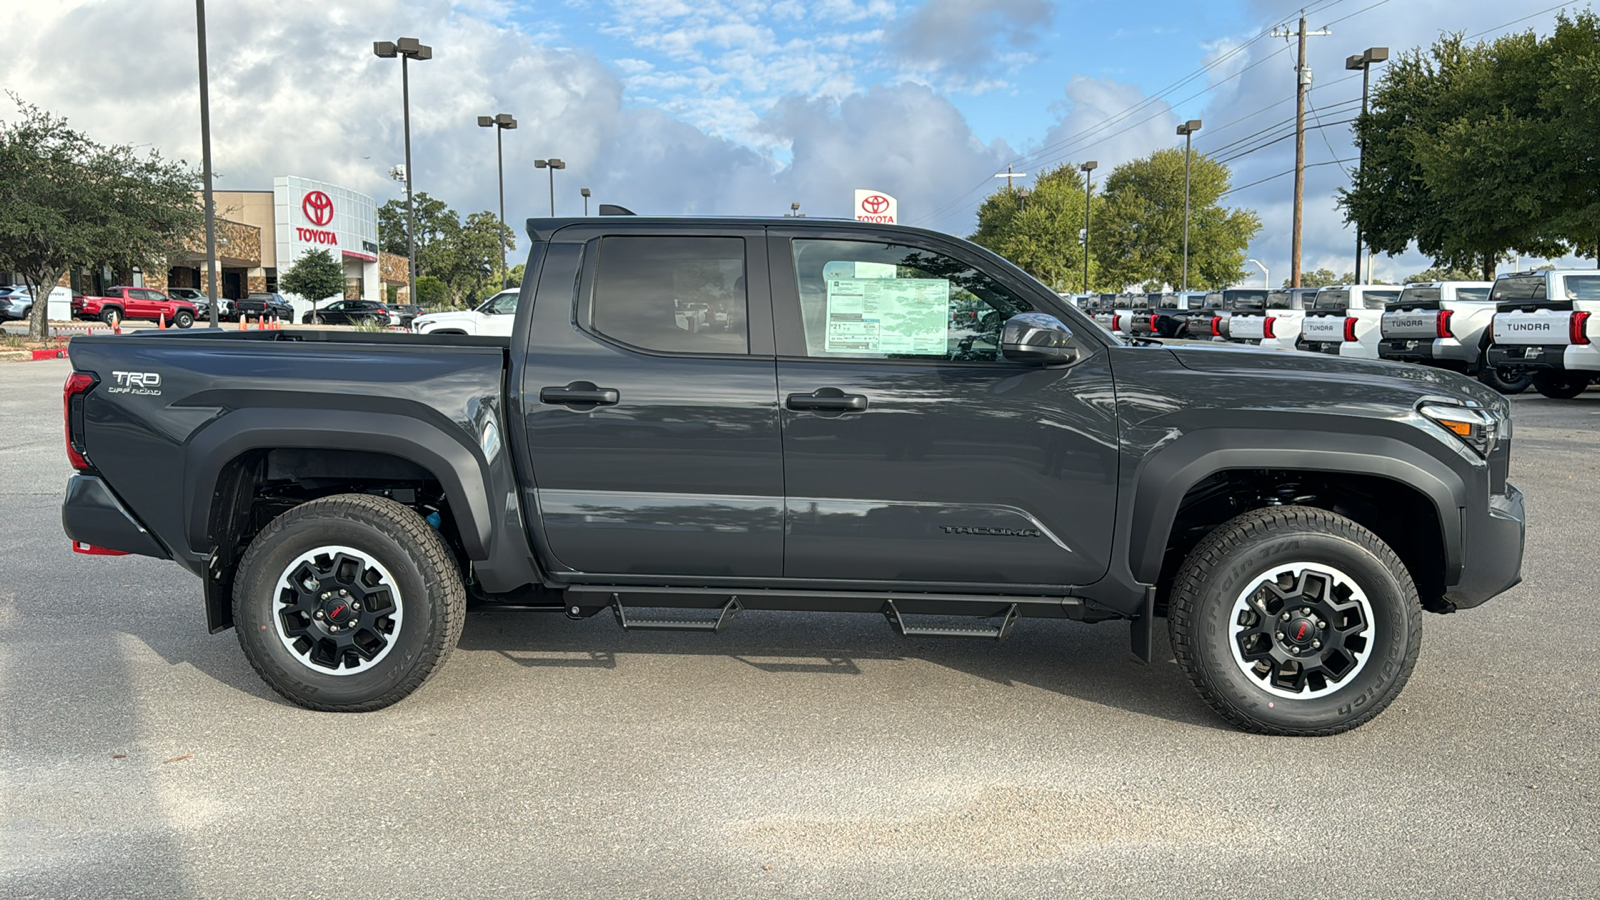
(183, 408), (494, 559)
(1126, 428), (1466, 585)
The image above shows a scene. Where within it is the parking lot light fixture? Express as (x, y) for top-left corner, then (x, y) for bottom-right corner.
(1080, 160), (1097, 292)
(375, 36), (432, 307)
(1347, 47), (1388, 283)
(534, 159), (565, 216)
(1176, 119), (1202, 292)
(1247, 258), (1269, 289)
(581, 187), (592, 216)
(478, 113), (517, 288)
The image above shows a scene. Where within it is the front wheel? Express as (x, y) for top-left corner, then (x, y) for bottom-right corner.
(1477, 364), (1532, 395)
(1168, 506), (1422, 736)
(174, 310), (195, 329)
(232, 494), (466, 711)
(1532, 370), (1591, 399)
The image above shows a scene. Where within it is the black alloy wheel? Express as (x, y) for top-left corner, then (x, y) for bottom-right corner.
(1477, 364), (1532, 395)
(1531, 371), (1591, 399)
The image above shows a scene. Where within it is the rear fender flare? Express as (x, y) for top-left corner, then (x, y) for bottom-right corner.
(1127, 428), (1465, 584)
(183, 408), (492, 559)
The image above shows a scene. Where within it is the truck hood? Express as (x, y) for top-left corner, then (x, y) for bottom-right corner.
(1162, 340), (1504, 409)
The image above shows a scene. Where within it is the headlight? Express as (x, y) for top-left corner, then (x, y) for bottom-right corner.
(1418, 402), (1502, 458)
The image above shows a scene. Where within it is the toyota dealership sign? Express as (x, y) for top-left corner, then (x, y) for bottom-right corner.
(854, 189), (898, 224)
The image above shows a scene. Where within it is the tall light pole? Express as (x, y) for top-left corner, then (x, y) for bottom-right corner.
(1247, 258), (1269, 289)
(477, 113), (517, 288)
(1080, 160), (1097, 293)
(1347, 46), (1388, 283)
(534, 159), (565, 216)
(1176, 119), (1202, 292)
(195, 0), (219, 328)
(581, 187), (591, 216)
(374, 37), (431, 307)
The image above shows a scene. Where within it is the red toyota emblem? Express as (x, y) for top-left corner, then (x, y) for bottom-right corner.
(861, 194), (890, 214)
(302, 191), (334, 227)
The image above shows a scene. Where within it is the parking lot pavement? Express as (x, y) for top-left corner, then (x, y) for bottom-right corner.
(2, 357), (1596, 898)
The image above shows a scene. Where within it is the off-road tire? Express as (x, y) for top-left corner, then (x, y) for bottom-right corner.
(1532, 371), (1590, 399)
(233, 494), (466, 711)
(1168, 506), (1422, 736)
(1477, 364), (1531, 395)
(99, 308), (121, 326)
(174, 310), (195, 329)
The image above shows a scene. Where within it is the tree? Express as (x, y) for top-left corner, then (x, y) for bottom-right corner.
(970, 165), (1099, 291)
(1404, 265), (1480, 283)
(1095, 148), (1260, 291)
(378, 192), (455, 276)
(0, 98), (201, 340)
(441, 211), (515, 303)
(378, 195), (514, 305)
(505, 262), (526, 288)
(279, 248), (345, 318)
(1285, 268), (1352, 288)
(415, 276), (448, 308)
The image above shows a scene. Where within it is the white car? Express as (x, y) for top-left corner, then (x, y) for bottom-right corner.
(410, 289), (519, 336)
(1298, 285), (1402, 358)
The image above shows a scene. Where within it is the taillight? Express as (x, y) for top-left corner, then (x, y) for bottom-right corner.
(1112, 315), (1121, 332)
(1343, 317), (1358, 342)
(1210, 316), (1222, 337)
(1149, 314), (1160, 332)
(72, 541), (128, 556)
(1573, 311), (1592, 345)
(64, 371), (96, 471)
(1264, 317), (1277, 339)
(1436, 310), (1454, 339)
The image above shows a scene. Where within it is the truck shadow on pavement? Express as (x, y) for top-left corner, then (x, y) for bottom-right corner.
(456, 607), (1225, 730)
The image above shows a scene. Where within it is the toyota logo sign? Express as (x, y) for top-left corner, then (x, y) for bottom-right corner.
(861, 194), (890, 214)
(853, 189), (897, 223)
(302, 191), (335, 227)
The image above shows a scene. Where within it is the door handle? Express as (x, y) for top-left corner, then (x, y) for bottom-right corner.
(786, 390), (868, 412)
(540, 383), (620, 406)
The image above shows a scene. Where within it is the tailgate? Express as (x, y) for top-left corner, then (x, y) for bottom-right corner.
(1493, 310), (1582, 345)
(1301, 314), (1345, 342)
(1381, 310), (1444, 340)
(1229, 314), (1267, 340)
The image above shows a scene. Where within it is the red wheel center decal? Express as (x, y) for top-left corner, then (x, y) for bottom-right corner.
(303, 191), (335, 227)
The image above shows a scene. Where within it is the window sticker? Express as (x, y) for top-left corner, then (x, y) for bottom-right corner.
(824, 276), (949, 354)
(822, 260), (897, 280)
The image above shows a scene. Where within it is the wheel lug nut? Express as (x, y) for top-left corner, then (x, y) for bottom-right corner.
(1276, 632), (1285, 640)
(1312, 640), (1322, 649)
(339, 589), (347, 597)
(1317, 620), (1326, 629)
(321, 592), (331, 600)
(1280, 613), (1290, 621)
(351, 603), (361, 611)
(315, 610), (324, 619)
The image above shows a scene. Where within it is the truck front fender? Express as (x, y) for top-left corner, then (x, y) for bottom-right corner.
(1126, 428), (1467, 585)
(183, 408), (494, 559)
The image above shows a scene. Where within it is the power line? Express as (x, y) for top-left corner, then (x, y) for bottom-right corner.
(1215, 118), (1356, 167)
(1464, 1), (1577, 39)
(1203, 98), (1359, 159)
(1221, 158), (1356, 198)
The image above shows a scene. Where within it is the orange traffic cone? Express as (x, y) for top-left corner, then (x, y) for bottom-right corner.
(239, 315), (247, 331)
(158, 312), (167, 330)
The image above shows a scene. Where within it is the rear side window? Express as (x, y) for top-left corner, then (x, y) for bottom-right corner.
(1456, 287), (1490, 301)
(1492, 276), (1545, 301)
(1266, 291), (1293, 309)
(1565, 276), (1600, 300)
(1315, 290), (1349, 310)
(1364, 290), (1400, 308)
(592, 237), (748, 355)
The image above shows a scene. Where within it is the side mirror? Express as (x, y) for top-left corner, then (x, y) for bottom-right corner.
(1001, 313), (1079, 365)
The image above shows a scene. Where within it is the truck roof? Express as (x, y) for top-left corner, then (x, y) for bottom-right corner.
(524, 216), (968, 244)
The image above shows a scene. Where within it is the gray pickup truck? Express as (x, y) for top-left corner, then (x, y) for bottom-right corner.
(60, 217), (1525, 735)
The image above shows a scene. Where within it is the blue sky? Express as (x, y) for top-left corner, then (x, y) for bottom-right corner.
(7, 0), (1587, 284)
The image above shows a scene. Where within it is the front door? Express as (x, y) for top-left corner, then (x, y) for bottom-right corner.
(770, 231), (1119, 588)
(518, 228), (784, 579)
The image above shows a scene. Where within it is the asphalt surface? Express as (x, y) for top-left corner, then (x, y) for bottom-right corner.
(2, 358), (1596, 898)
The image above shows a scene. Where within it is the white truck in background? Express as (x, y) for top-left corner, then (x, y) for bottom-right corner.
(1484, 269), (1600, 399)
(1228, 287), (1317, 349)
(1375, 281), (1530, 394)
(1297, 285), (1402, 358)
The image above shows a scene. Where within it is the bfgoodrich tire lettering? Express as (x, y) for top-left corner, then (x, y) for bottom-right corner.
(233, 493), (465, 711)
(1168, 506), (1422, 736)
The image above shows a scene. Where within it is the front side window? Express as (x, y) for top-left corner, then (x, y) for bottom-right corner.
(1266, 291), (1294, 310)
(480, 292), (518, 315)
(790, 239), (1034, 361)
(1363, 290), (1401, 308)
(592, 237), (748, 355)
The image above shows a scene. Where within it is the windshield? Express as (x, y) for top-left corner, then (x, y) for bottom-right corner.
(1398, 287), (1441, 305)
(1266, 291), (1294, 310)
(478, 291), (519, 315)
(1492, 276), (1545, 302)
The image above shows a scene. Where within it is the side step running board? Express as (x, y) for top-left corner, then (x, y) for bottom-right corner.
(611, 593), (741, 633)
(883, 599), (1019, 642)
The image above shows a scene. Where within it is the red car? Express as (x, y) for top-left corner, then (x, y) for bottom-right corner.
(73, 286), (199, 328)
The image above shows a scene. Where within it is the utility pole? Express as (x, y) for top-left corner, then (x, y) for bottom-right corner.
(1272, 12), (1330, 288)
(993, 164), (1026, 191)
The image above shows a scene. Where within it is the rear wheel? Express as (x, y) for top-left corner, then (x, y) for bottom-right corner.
(99, 308), (121, 326)
(233, 494), (466, 711)
(1532, 371), (1591, 399)
(1477, 364), (1531, 395)
(1168, 506), (1422, 736)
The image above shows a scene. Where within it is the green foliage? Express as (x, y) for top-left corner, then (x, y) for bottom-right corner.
(1286, 268), (1353, 288)
(0, 96), (202, 340)
(279, 248), (345, 310)
(1095, 148), (1260, 291)
(1342, 13), (1599, 277)
(970, 165), (1098, 291)
(415, 275), (448, 307)
(378, 194), (515, 305)
(1404, 265), (1480, 283)
(505, 262), (526, 288)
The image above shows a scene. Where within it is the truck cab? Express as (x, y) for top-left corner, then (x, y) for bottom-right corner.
(411, 289), (520, 336)
(1484, 269), (1600, 398)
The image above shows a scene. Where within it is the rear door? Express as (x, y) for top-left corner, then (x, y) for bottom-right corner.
(769, 228), (1119, 587)
(518, 226), (785, 579)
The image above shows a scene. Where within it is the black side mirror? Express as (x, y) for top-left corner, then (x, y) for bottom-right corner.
(1001, 313), (1079, 365)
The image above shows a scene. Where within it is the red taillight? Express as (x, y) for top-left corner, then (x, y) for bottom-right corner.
(1344, 317), (1358, 342)
(64, 372), (95, 471)
(72, 541), (128, 556)
(1573, 311), (1592, 345)
(1210, 316), (1222, 337)
(1112, 315), (1121, 332)
(1149, 314), (1159, 332)
(1436, 310), (1454, 339)
(1264, 317), (1277, 339)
